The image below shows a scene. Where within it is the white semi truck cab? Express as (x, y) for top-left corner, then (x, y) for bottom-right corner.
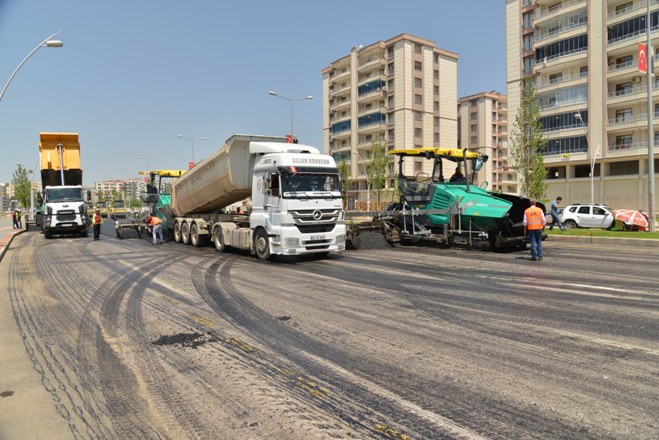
(42, 185), (89, 238)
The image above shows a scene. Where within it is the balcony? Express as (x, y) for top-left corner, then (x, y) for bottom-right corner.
(330, 129), (351, 140)
(357, 56), (385, 73)
(331, 98), (351, 112)
(607, 0), (659, 24)
(357, 89), (386, 104)
(536, 71), (587, 90)
(357, 121), (387, 135)
(534, 47), (587, 71)
(331, 68), (351, 83)
(535, 0), (586, 22)
(608, 82), (659, 104)
(535, 19), (587, 45)
(539, 97), (587, 112)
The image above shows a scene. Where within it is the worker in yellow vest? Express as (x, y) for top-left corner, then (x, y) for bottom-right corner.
(523, 198), (546, 261)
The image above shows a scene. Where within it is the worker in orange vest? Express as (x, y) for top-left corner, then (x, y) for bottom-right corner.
(523, 198), (546, 261)
(91, 209), (104, 241)
(146, 214), (164, 245)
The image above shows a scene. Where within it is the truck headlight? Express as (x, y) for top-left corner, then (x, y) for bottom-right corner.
(336, 234), (346, 244)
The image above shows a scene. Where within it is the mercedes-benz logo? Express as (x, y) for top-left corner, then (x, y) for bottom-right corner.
(312, 209), (323, 220)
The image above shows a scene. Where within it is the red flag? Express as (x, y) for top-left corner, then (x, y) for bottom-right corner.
(639, 43), (647, 73)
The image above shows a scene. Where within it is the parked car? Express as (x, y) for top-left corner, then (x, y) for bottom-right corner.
(560, 204), (615, 229)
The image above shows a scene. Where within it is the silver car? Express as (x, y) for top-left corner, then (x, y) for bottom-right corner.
(560, 204), (615, 229)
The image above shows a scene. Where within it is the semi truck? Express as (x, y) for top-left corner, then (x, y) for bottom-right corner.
(144, 134), (346, 260)
(37, 133), (90, 238)
(347, 147), (544, 250)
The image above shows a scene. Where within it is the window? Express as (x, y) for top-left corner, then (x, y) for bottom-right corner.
(414, 128), (423, 138)
(615, 2), (634, 15)
(434, 117), (439, 127)
(470, 112), (477, 120)
(655, 103), (659, 117)
(615, 108), (632, 122)
(471, 124), (477, 132)
(388, 64), (394, 75)
(616, 82), (632, 96)
(388, 96), (394, 108)
(414, 94), (423, 105)
(615, 134), (632, 149)
(414, 61), (422, 71)
(548, 2), (561, 12)
(434, 70), (439, 80)
(414, 77), (422, 87)
(523, 34), (534, 51)
(434, 101), (439, 110)
(434, 85), (439, 95)
(434, 132), (439, 143)
(523, 12), (533, 29)
(609, 160), (639, 176)
(549, 72), (563, 84)
(414, 111), (422, 121)
(414, 44), (422, 54)
(580, 66), (588, 77)
(470, 136), (478, 144)
(524, 56), (534, 74)
(615, 55), (633, 66)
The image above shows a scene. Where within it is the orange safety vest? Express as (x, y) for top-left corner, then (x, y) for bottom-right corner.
(149, 216), (162, 226)
(525, 206), (544, 230)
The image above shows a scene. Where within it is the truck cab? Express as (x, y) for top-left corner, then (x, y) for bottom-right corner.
(42, 185), (89, 238)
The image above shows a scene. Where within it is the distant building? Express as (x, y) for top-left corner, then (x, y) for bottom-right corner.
(322, 33), (458, 209)
(506, 0), (659, 209)
(458, 91), (516, 194)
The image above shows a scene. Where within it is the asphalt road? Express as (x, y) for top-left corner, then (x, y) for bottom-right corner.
(0, 223), (657, 439)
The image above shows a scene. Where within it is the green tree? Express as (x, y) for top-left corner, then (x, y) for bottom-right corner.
(509, 76), (548, 199)
(337, 159), (351, 209)
(365, 138), (391, 207)
(12, 164), (31, 208)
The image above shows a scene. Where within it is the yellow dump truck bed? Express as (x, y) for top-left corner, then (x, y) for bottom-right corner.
(39, 132), (82, 186)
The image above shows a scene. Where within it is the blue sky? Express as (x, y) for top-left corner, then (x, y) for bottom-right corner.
(0, 0), (506, 185)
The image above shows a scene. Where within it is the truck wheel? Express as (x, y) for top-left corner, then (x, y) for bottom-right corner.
(190, 223), (207, 247)
(181, 222), (191, 245)
(173, 221), (182, 243)
(44, 230), (53, 239)
(213, 227), (226, 252)
(253, 228), (271, 261)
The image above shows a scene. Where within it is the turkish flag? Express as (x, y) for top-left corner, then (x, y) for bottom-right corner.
(639, 43), (647, 73)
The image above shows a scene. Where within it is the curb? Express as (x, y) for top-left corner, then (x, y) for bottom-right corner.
(548, 233), (659, 248)
(0, 229), (25, 263)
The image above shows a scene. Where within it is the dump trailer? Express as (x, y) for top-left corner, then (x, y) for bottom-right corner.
(37, 133), (89, 238)
(352, 147), (545, 249)
(147, 134), (346, 260)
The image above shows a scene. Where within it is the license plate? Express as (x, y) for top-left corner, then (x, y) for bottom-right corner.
(310, 235), (325, 240)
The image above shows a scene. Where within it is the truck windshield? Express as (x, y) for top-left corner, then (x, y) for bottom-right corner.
(46, 188), (83, 202)
(281, 172), (341, 198)
(113, 201), (124, 209)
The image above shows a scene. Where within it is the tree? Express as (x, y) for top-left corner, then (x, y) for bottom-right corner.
(509, 76), (548, 199)
(337, 158), (351, 209)
(12, 164), (31, 208)
(365, 137), (391, 207)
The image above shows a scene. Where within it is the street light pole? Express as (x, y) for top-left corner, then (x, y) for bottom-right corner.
(574, 112), (600, 205)
(0, 31), (64, 102)
(646, 2), (656, 231)
(136, 156), (158, 172)
(177, 135), (208, 164)
(268, 91), (313, 136)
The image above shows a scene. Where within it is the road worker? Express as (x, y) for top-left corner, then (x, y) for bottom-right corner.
(91, 209), (103, 241)
(146, 214), (164, 245)
(523, 198), (546, 261)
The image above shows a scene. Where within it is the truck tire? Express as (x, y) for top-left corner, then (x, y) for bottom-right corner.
(190, 223), (207, 247)
(44, 230), (53, 239)
(213, 226), (226, 252)
(173, 221), (182, 243)
(181, 222), (191, 245)
(253, 228), (271, 261)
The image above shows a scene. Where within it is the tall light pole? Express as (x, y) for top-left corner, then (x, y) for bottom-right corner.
(177, 135), (208, 164)
(268, 91), (313, 136)
(0, 31), (64, 102)
(574, 112), (600, 205)
(136, 156), (158, 172)
(646, 2), (656, 231)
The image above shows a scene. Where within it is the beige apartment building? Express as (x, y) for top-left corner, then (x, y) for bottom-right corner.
(458, 91), (517, 194)
(506, 0), (659, 211)
(322, 33), (458, 209)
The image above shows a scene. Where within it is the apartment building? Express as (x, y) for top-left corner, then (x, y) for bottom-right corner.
(506, 0), (659, 210)
(322, 33), (458, 209)
(458, 91), (517, 194)
(94, 178), (147, 203)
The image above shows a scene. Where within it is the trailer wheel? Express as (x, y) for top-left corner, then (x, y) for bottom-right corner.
(213, 227), (226, 252)
(190, 223), (207, 247)
(173, 221), (182, 243)
(181, 222), (191, 245)
(253, 228), (271, 261)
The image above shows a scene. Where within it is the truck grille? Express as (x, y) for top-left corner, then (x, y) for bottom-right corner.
(56, 210), (77, 221)
(291, 209), (339, 234)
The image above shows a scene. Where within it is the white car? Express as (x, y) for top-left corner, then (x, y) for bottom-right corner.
(560, 204), (615, 229)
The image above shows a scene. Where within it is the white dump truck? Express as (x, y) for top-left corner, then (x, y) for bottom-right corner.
(150, 134), (346, 260)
